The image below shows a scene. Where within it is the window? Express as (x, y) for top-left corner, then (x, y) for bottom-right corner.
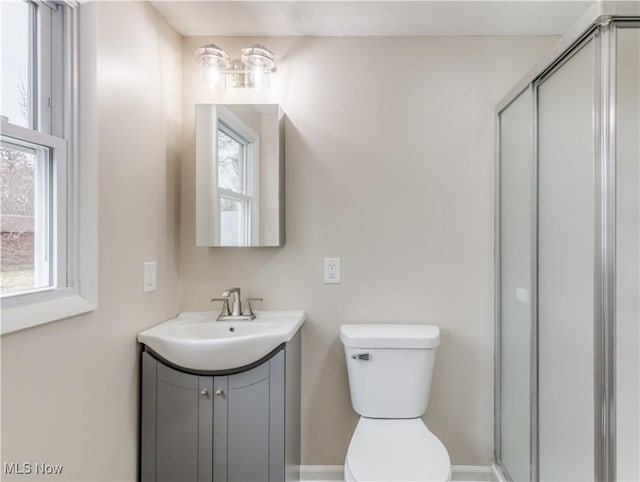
(215, 109), (259, 246)
(217, 123), (252, 245)
(1, 0), (33, 129)
(1, 1), (95, 334)
(0, 136), (60, 295)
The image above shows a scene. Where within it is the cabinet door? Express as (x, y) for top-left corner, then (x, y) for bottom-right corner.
(153, 356), (213, 482)
(213, 351), (285, 482)
(227, 361), (271, 482)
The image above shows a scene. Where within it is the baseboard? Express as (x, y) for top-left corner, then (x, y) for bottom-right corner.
(300, 465), (495, 481)
(300, 465), (344, 481)
(451, 465), (493, 481)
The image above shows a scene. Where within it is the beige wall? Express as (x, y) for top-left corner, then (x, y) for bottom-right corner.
(1, 2), (182, 480)
(180, 35), (558, 465)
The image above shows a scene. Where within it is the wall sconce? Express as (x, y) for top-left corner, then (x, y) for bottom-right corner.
(194, 43), (276, 90)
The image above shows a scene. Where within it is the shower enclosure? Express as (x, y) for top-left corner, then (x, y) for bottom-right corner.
(495, 4), (639, 481)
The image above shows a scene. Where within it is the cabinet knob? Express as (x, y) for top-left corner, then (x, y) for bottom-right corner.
(200, 388), (209, 396)
(215, 388), (224, 397)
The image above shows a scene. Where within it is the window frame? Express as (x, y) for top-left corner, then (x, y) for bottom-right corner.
(215, 107), (260, 246)
(1, 1), (96, 335)
(1, 125), (67, 295)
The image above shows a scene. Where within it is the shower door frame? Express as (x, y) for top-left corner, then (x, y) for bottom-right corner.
(494, 4), (640, 481)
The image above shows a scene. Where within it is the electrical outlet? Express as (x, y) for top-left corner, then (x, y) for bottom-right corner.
(324, 258), (341, 284)
(144, 261), (157, 293)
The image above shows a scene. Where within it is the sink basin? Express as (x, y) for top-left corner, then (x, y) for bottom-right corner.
(138, 310), (305, 371)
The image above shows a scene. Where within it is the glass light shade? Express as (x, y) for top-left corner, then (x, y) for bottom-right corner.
(195, 44), (229, 89)
(195, 44), (230, 70)
(241, 44), (275, 71)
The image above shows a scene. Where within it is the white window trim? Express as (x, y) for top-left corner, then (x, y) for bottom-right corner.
(1, 3), (97, 335)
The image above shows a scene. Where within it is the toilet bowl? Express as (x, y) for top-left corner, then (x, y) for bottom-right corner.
(340, 324), (451, 482)
(345, 418), (451, 482)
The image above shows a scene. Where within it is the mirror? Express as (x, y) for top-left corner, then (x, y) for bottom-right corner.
(195, 104), (285, 247)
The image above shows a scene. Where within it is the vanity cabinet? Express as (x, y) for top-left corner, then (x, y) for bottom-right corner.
(140, 332), (301, 482)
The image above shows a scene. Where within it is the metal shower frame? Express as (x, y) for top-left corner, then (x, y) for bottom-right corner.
(493, 3), (640, 481)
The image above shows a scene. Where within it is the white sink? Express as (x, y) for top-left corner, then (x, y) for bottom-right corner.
(138, 310), (305, 371)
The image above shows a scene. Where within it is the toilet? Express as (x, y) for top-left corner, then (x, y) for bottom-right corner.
(340, 324), (451, 482)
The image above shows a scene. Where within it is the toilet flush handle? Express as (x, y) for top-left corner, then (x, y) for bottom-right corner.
(351, 353), (370, 361)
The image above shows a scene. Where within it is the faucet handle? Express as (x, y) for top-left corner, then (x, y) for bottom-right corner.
(222, 287), (241, 297)
(243, 298), (263, 317)
(211, 297), (231, 317)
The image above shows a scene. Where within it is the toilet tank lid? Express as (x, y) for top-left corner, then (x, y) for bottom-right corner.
(340, 324), (440, 349)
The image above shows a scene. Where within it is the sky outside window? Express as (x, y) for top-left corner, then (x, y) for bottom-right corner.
(1, 0), (31, 128)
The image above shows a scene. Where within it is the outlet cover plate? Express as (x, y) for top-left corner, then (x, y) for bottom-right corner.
(144, 261), (157, 293)
(324, 258), (341, 284)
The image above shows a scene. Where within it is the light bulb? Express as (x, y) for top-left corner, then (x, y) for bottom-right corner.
(251, 66), (263, 89)
(204, 65), (221, 89)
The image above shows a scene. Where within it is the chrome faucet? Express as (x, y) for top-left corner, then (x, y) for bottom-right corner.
(211, 287), (263, 321)
(222, 287), (242, 316)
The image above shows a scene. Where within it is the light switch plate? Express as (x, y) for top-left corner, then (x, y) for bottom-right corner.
(324, 258), (341, 284)
(144, 261), (157, 293)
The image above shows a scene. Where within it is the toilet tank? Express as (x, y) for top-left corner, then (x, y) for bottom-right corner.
(340, 324), (440, 419)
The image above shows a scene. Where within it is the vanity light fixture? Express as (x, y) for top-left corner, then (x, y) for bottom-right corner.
(194, 43), (276, 90)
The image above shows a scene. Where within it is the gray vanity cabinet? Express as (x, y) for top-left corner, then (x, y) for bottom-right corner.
(140, 334), (300, 482)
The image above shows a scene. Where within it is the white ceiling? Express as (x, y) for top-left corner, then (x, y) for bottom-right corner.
(149, 1), (595, 37)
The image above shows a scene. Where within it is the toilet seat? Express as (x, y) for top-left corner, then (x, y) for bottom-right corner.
(345, 417), (451, 482)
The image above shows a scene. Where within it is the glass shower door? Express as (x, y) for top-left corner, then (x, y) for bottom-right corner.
(537, 37), (596, 482)
(497, 88), (533, 482)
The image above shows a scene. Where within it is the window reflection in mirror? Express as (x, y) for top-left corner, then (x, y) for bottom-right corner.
(196, 104), (284, 247)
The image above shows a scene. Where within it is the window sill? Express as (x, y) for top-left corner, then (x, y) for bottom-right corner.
(1, 293), (97, 335)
